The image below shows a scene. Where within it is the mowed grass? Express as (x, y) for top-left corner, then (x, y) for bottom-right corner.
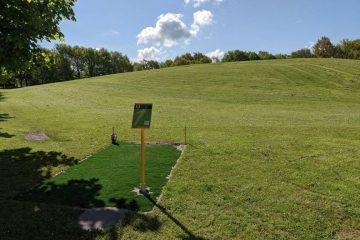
(0, 58), (359, 239)
(18, 144), (181, 212)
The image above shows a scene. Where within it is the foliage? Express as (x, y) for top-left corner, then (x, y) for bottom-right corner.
(0, 0), (76, 70)
(133, 63), (145, 72)
(143, 60), (160, 70)
(160, 59), (174, 68)
(258, 51), (276, 60)
(313, 36), (335, 58)
(274, 53), (289, 59)
(222, 50), (249, 62)
(1, 45), (132, 88)
(291, 48), (314, 58)
(133, 60), (160, 71)
(336, 39), (360, 59)
(222, 50), (279, 63)
(248, 51), (260, 61)
(172, 52), (212, 66)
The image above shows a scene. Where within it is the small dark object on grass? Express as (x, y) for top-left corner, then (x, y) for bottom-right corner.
(140, 187), (150, 197)
(111, 127), (118, 145)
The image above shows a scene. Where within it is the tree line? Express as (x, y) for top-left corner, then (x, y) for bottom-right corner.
(133, 52), (212, 71)
(137, 36), (360, 70)
(284, 36), (360, 59)
(2, 36), (360, 88)
(1, 45), (132, 88)
(216, 37), (360, 63)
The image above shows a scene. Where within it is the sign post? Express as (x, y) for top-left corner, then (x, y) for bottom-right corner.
(132, 103), (152, 195)
(141, 128), (145, 186)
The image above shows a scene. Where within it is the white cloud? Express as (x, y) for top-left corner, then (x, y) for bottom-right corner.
(185, 0), (223, 8)
(137, 47), (164, 61)
(305, 41), (316, 50)
(193, 10), (214, 26)
(137, 11), (214, 48)
(191, 10), (214, 36)
(104, 30), (120, 36)
(206, 49), (224, 62)
(137, 13), (191, 48)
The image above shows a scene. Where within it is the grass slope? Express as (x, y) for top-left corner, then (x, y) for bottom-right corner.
(0, 59), (359, 239)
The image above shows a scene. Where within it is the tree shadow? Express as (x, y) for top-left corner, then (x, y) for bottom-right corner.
(0, 198), (100, 240)
(0, 130), (15, 138)
(109, 197), (139, 211)
(0, 147), (164, 239)
(0, 114), (15, 138)
(17, 178), (105, 208)
(0, 147), (102, 239)
(0, 113), (12, 122)
(145, 195), (206, 240)
(0, 147), (79, 199)
(0, 92), (5, 101)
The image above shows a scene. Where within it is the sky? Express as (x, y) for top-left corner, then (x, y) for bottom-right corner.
(42, 0), (360, 62)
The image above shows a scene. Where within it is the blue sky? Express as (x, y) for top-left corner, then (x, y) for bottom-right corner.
(42, 0), (360, 62)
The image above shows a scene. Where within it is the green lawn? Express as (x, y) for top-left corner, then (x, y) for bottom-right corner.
(0, 58), (359, 239)
(17, 144), (181, 212)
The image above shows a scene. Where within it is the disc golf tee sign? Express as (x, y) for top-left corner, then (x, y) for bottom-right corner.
(132, 103), (153, 195)
(132, 103), (152, 128)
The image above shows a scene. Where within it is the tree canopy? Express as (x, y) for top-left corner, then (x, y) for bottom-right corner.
(313, 36), (334, 58)
(291, 49), (314, 58)
(0, 0), (76, 70)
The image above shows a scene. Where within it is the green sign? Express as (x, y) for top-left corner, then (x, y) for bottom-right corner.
(132, 103), (153, 128)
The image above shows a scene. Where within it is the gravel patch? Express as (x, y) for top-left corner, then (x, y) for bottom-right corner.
(24, 132), (49, 141)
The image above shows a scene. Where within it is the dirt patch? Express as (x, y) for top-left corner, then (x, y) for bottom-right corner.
(336, 229), (360, 240)
(24, 132), (50, 141)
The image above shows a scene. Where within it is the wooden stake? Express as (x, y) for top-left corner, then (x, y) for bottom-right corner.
(185, 126), (187, 145)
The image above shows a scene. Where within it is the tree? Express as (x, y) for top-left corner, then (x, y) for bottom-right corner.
(173, 56), (191, 66)
(248, 51), (260, 61)
(222, 50), (248, 62)
(274, 54), (289, 59)
(143, 60), (160, 70)
(0, 67), (14, 88)
(160, 59), (174, 68)
(56, 44), (76, 80)
(336, 39), (360, 59)
(70, 46), (86, 79)
(96, 48), (112, 75)
(133, 63), (144, 71)
(29, 48), (58, 85)
(84, 48), (98, 77)
(313, 36), (334, 58)
(110, 52), (132, 73)
(258, 51), (276, 60)
(233, 50), (249, 61)
(0, 0), (76, 70)
(291, 49), (314, 58)
(193, 52), (212, 64)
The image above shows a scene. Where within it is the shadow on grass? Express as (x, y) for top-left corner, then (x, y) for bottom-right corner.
(109, 197), (139, 211)
(0, 147), (102, 240)
(0, 113), (12, 122)
(0, 130), (15, 138)
(17, 178), (105, 208)
(0, 147), (165, 239)
(0, 147), (79, 199)
(145, 195), (205, 240)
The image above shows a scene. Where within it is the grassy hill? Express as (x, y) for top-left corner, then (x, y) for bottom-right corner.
(0, 58), (359, 239)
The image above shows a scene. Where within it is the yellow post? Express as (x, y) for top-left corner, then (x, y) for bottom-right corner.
(140, 128), (145, 186)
